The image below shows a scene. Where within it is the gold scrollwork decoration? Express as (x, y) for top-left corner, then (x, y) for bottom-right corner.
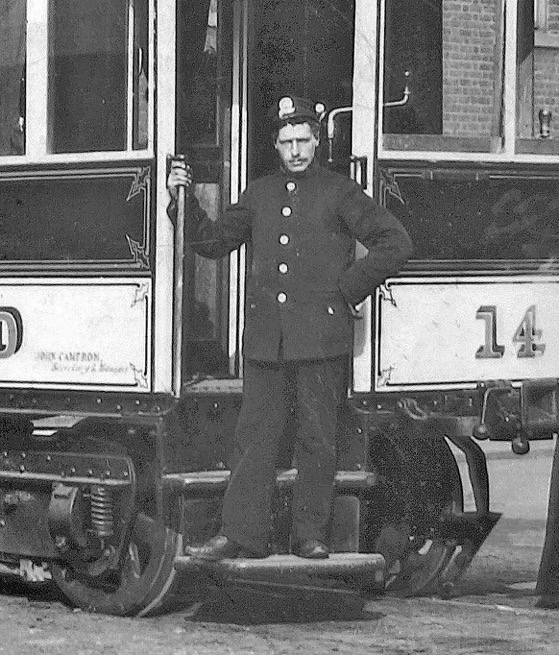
(126, 235), (149, 269)
(131, 282), (150, 307)
(377, 367), (394, 388)
(126, 166), (151, 202)
(380, 169), (405, 205)
(130, 363), (148, 389)
(378, 283), (397, 307)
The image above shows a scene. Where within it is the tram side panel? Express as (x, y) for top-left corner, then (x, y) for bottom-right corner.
(0, 162), (188, 614)
(375, 169), (559, 449)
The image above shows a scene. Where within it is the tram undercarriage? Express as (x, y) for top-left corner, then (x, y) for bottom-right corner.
(0, 383), (504, 616)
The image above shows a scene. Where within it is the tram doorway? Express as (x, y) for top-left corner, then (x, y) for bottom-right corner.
(248, 0), (356, 176)
(175, 0), (357, 380)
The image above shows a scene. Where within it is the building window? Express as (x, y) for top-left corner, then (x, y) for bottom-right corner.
(381, 0), (505, 154)
(535, 0), (549, 31)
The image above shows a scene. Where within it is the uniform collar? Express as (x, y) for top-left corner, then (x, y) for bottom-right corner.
(278, 159), (320, 179)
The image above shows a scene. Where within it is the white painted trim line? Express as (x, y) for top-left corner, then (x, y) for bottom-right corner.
(503, 0), (518, 154)
(377, 150), (559, 164)
(126, 0), (135, 151)
(152, 0), (176, 394)
(147, 0), (155, 151)
(352, 0), (379, 393)
(0, 150), (154, 167)
(375, 0), (386, 157)
(26, 0), (49, 156)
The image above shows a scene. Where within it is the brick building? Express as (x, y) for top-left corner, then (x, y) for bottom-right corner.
(385, 0), (559, 144)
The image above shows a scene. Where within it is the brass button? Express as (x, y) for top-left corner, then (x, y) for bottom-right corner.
(286, 181), (296, 192)
(278, 263), (288, 274)
(279, 234), (290, 245)
(281, 206), (292, 217)
(277, 292), (287, 303)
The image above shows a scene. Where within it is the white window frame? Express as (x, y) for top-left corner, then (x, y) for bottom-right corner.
(377, 0), (559, 165)
(534, 0), (559, 47)
(1, 0), (154, 167)
(227, 0), (249, 377)
(535, 0), (549, 31)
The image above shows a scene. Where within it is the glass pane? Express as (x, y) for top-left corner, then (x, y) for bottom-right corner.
(516, 1), (559, 153)
(133, 0), (149, 149)
(251, 0), (355, 176)
(382, 170), (559, 261)
(50, 0), (128, 153)
(0, 0), (25, 155)
(176, 0), (220, 147)
(382, 0), (503, 153)
(183, 183), (229, 377)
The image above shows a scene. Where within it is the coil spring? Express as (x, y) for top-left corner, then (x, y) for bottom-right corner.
(90, 486), (115, 539)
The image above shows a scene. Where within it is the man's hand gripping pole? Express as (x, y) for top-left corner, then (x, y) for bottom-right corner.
(167, 154), (193, 395)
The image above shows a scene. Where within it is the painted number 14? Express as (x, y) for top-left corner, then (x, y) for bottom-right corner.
(475, 305), (546, 359)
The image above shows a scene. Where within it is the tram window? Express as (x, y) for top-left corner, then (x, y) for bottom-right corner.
(176, 0), (231, 378)
(0, 0), (25, 156)
(49, 0), (148, 153)
(183, 184), (229, 377)
(176, 0), (221, 147)
(382, 171), (559, 262)
(382, 0), (504, 153)
(516, 0), (559, 153)
(250, 0), (355, 176)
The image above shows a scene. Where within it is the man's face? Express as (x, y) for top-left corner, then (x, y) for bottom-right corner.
(274, 122), (319, 173)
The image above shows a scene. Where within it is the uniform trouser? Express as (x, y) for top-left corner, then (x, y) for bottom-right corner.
(537, 437), (559, 594)
(221, 356), (347, 555)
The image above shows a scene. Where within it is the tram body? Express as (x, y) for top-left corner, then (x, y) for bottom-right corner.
(0, 0), (555, 614)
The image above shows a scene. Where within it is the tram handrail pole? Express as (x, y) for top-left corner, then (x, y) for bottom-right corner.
(171, 154), (189, 396)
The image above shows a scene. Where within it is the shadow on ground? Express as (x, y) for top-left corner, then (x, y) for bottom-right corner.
(187, 581), (384, 625)
(0, 578), (64, 604)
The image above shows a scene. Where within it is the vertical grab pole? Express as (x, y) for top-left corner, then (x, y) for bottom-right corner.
(170, 154), (188, 396)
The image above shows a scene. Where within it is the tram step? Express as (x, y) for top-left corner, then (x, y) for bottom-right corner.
(174, 552), (385, 590)
(163, 468), (376, 494)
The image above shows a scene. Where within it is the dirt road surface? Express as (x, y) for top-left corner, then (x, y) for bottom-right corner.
(0, 440), (557, 655)
(0, 572), (556, 655)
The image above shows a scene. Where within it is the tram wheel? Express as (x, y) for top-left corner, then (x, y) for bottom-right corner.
(50, 498), (192, 617)
(366, 422), (464, 597)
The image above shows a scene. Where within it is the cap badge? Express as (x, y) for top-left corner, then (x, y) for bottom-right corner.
(278, 96), (296, 119)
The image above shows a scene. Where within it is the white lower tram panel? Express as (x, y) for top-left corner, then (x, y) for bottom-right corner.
(375, 275), (559, 392)
(0, 278), (152, 391)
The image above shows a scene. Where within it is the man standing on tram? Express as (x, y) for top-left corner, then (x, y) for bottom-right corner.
(167, 96), (412, 561)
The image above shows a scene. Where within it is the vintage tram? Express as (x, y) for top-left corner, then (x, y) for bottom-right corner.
(0, 0), (556, 615)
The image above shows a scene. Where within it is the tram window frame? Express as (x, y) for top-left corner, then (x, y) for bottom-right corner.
(517, 0), (559, 153)
(377, 0), (559, 163)
(176, 0), (235, 379)
(535, 0), (549, 32)
(0, 0), (154, 165)
(379, 0), (507, 158)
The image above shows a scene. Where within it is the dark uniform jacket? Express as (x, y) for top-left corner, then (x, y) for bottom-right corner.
(184, 161), (412, 362)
